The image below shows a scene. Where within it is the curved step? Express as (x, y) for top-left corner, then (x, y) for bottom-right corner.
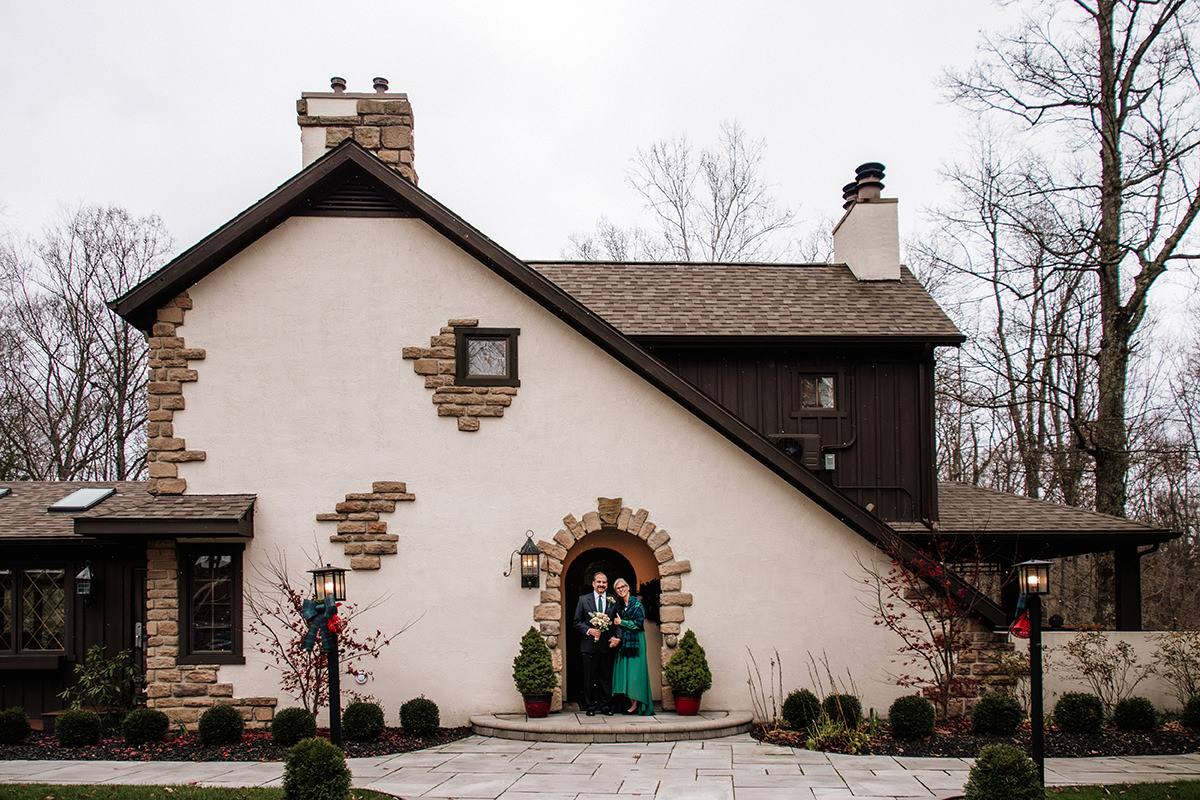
(470, 709), (754, 743)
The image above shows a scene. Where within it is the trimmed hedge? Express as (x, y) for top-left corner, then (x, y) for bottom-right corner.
(971, 693), (1023, 736)
(888, 695), (936, 739)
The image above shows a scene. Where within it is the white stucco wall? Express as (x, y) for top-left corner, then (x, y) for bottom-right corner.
(170, 215), (916, 725)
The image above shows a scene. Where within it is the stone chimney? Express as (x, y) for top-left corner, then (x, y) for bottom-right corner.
(297, 76), (417, 184)
(832, 162), (899, 281)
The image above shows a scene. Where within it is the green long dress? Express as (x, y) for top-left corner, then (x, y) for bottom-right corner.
(610, 596), (654, 715)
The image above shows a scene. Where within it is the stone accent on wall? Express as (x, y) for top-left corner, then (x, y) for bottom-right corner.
(297, 95), (417, 184)
(943, 627), (1018, 718)
(143, 539), (277, 729)
(402, 320), (518, 432)
(533, 497), (692, 712)
(316, 482), (415, 570)
(145, 293), (206, 496)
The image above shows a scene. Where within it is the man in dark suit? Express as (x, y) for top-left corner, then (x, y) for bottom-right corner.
(573, 571), (618, 715)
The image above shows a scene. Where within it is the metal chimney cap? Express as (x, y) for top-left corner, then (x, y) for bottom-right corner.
(330, 77), (347, 94)
(373, 77), (390, 93)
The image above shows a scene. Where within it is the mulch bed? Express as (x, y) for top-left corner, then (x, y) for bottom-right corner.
(0, 727), (473, 762)
(754, 718), (1200, 758)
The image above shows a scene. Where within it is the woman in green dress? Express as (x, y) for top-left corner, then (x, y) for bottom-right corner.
(610, 577), (654, 715)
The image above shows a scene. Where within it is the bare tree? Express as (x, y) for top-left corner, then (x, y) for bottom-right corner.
(0, 206), (172, 480)
(567, 122), (797, 262)
(944, 0), (1200, 519)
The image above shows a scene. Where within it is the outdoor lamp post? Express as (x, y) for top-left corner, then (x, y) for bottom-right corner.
(1016, 559), (1052, 787)
(310, 564), (347, 745)
(505, 531), (542, 589)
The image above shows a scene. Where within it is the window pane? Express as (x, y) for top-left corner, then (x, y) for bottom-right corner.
(191, 554), (233, 653)
(800, 376), (835, 409)
(817, 376), (835, 408)
(22, 569), (66, 651)
(467, 338), (507, 377)
(0, 570), (11, 651)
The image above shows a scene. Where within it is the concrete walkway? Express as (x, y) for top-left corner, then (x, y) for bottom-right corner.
(2, 734), (1199, 799)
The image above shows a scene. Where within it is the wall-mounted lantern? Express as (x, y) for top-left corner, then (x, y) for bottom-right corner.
(75, 563), (94, 602)
(505, 531), (542, 589)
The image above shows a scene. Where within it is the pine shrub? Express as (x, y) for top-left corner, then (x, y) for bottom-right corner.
(0, 707), (31, 745)
(963, 743), (1041, 800)
(821, 694), (862, 728)
(272, 707), (318, 746)
(1182, 696), (1200, 730)
(1112, 696), (1157, 732)
(1054, 692), (1104, 734)
(121, 708), (170, 745)
(54, 708), (102, 747)
(512, 627), (557, 695)
(971, 692), (1023, 736)
(782, 689), (821, 731)
(663, 630), (712, 694)
(283, 737), (351, 800)
(198, 703), (245, 745)
(342, 701), (385, 742)
(888, 695), (936, 739)
(400, 696), (440, 737)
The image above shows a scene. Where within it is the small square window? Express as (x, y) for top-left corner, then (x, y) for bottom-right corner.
(455, 328), (520, 387)
(800, 376), (835, 409)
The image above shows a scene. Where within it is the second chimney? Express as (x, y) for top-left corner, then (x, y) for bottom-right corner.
(297, 76), (417, 184)
(832, 162), (898, 281)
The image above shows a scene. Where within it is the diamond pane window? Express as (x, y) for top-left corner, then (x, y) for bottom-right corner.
(0, 570), (11, 651)
(190, 554), (234, 653)
(800, 376), (836, 409)
(21, 569), (66, 651)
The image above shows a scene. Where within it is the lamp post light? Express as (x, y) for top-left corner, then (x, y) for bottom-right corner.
(310, 564), (347, 745)
(1016, 559), (1052, 787)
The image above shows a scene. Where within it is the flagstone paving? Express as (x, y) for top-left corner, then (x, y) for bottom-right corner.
(2, 734), (1199, 798)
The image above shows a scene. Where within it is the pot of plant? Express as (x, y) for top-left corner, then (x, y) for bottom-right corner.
(663, 630), (712, 716)
(512, 627), (557, 718)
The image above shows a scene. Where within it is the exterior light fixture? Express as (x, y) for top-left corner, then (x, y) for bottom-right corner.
(310, 564), (347, 603)
(1015, 558), (1054, 787)
(75, 563), (94, 601)
(308, 563), (348, 744)
(505, 531), (542, 589)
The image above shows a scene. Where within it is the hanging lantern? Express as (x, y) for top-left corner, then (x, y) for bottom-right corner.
(505, 531), (542, 589)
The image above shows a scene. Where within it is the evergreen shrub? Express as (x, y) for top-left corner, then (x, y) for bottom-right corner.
(781, 689), (821, 731)
(512, 627), (557, 695)
(821, 694), (862, 728)
(888, 695), (936, 739)
(283, 737), (351, 800)
(54, 708), (102, 747)
(342, 701), (385, 742)
(1054, 692), (1104, 734)
(1112, 696), (1157, 732)
(121, 708), (169, 745)
(0, 707), (31, 745)
(272, 707), (317, 746)
(198, 704), (245, 745)
(963, 743), (1041, 800)
(663, 630), (712, 694)
(400, 696), (440, 736)
(971, 692), (1023, 736)
(1182, 696), (1200, 730)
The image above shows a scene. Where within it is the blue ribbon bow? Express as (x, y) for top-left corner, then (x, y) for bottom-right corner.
(300, 597), (339, 654)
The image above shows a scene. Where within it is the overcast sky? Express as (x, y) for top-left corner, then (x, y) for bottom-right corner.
(0, 0), (1194, 317)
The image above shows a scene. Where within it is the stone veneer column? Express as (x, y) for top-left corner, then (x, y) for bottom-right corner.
(297, 87), (417, 184)
(145, 293), (206, 496)
(143, 538), (276, 729)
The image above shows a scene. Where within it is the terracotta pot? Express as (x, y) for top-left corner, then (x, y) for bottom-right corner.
(673, 691), (702, 716)
(522, 692), (552, 718)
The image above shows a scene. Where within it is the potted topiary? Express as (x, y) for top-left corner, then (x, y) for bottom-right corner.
(663, 630), (712, 715)
(512, 627), (557, 718)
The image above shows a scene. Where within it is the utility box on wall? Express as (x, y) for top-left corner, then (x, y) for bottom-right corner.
(769, 434), (823, 471)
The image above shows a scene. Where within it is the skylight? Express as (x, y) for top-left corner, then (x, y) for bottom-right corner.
(0, 488), (10, 499)
(48, 487), (115, 513)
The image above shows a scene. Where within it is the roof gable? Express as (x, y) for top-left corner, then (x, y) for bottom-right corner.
(112, 139), (1003, 626)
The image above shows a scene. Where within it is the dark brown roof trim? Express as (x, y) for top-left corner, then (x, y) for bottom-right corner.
(112, 140), (1003, 626)
(631, 334), (963, 347)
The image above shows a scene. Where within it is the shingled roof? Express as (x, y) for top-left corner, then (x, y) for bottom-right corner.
(529, 262), (965, 343)
(0, 482), (255, 541)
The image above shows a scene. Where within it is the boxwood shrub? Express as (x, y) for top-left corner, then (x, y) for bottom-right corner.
(1112, 696), (1157, 732)
(963, 743), (1041, 800)
(55, 708), (102, 747)
(283, 737), (351, 800)
(888, 695), (936, 739)
(782, 689), (821, 731)
(343, 701), (385, 742)
(821, 694), (862, 728)
(971, 692), (1023, 736)
(122, 708), (170, 745)
(0, 707), (31, 745)
(272, 707), (317, 746)
(1054, 692), (1104, 734)
(198, 703), (245, 745)
(400, 696), (440, 737)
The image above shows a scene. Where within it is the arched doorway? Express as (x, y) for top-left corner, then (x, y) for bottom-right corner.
(563, 548), (635, 706)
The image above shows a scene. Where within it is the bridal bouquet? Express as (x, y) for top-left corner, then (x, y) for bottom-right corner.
(589, 610), (611, 641)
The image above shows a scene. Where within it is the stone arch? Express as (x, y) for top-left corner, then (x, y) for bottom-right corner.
(530, 497), (693, 711)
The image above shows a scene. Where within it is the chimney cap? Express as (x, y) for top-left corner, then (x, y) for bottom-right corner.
(855, 162), (886, 179)
(330, 77), (347, 94)
(373, 77), (390, 93)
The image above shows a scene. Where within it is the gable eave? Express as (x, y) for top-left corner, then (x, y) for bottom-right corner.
(109, 140), (1003, 627)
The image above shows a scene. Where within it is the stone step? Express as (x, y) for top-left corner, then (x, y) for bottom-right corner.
(470, 709), (753, 743)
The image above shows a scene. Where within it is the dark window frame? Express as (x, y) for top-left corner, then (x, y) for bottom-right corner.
(792, 372), (846, 418)
(178, 544), (245, 666)
(0, 563), (70, 656)
(454, 327), (520, 387)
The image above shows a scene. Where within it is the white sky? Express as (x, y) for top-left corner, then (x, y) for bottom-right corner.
(0, 0), (1194, 318)
(2, 0), (1024, 261)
